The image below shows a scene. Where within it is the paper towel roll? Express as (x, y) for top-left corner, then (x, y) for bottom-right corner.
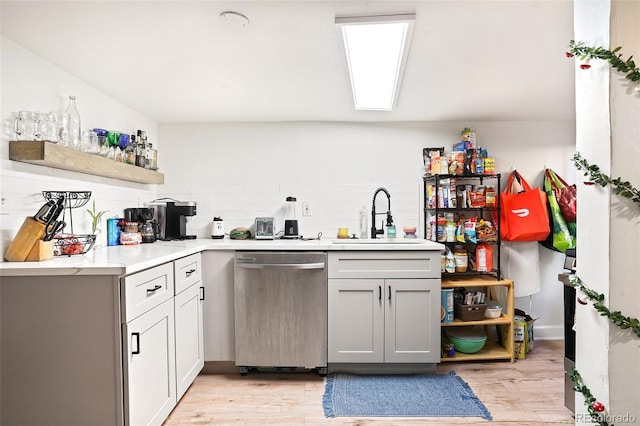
(502, 241), (541, 297)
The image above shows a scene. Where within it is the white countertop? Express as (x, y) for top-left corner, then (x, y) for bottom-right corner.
(0, 238), (444, 277)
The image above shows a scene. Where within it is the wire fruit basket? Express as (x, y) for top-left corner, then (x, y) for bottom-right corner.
(53, 234), (96, 256)
(42, 191), (91, 233)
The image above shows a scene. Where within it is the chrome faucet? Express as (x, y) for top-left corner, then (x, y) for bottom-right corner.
(371, 187), (393, 239)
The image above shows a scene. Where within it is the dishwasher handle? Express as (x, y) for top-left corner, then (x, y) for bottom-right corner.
(236, 262), (325, 270)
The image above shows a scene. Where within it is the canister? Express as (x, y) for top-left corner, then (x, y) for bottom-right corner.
(107, 217), (121, 246)
(211, 217), (224, 239)
(441, 288), (454, 323)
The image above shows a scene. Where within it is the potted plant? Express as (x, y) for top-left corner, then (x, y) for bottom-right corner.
(86, 200), (108, 248)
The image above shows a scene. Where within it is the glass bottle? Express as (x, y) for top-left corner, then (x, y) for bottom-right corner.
(144, 141), (151, 169)
(124, 142), (136, 165)
(147, 142), (158, 170)
(64, 95), (81, 150)
(359, 206), (368, 239)
(135, 138), (146, 168)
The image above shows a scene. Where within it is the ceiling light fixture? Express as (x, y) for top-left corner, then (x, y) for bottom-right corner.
(336, 13), (415, 111)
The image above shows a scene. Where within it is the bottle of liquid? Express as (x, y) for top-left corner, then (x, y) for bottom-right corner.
(147, 142), (158, 170)
(64, 95), (81, 150)
(124, 141), (136, 165)
(359, 206), (368, 239)
(135, 130), (147, 168)
(386, 224), (396, 238)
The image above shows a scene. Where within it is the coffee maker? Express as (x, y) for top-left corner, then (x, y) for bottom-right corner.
(145, 200), (197, 240)
(123, 207), (157, 243)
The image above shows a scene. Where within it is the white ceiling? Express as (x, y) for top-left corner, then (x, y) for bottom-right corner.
(0, 1), (575, 124)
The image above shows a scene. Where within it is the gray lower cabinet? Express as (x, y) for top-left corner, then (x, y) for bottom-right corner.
(202, 250), (235, 361)
(122, 298), (177, 426)
(1, 274), (124, 426)
(327, 251), (441, 364)
(174, 281), (205, 400)
(328, 278), (440, 363)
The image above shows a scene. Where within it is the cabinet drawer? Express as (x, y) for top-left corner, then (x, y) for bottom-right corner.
(174, 253), (202, 294)
(328, 251), (439, 279)
(122, 263), (174, 323)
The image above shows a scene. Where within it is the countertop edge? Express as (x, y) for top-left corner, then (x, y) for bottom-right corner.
(0, 238), (444, 276)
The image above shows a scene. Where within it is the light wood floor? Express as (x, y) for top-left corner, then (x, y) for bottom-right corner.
(164, 340), (573, 425)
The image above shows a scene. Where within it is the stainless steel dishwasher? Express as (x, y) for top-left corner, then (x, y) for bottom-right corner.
(234, 251), (327, 374)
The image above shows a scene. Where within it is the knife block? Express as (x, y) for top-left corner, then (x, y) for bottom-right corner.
(25, 239), (54, 261)
(3, 217), (48, 262)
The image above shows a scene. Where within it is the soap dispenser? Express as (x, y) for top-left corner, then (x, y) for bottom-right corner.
(359, 206), (368, 239)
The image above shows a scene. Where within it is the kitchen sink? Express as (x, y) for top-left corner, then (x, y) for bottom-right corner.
(331, 238), (425, 244)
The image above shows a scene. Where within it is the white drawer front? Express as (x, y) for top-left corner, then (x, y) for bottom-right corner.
(174, 253), (202, 295)
(328, 251), (440, 279)
(122, 263), (174, 323)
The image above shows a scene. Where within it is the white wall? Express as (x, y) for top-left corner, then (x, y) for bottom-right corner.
(159, 120), (575, 339)
(608, 0), (640, 420)
(573, 1), (613, 422)
(0, 37), (159, 249)
(574, 0), (640, 423)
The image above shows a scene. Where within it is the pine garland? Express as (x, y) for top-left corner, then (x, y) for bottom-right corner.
(569, 275), (640, 337)
(572, 153), (640, 204)
(570, 367), (610, 426)
(567, 40), (640, 82)
(566, 40), (640, 426)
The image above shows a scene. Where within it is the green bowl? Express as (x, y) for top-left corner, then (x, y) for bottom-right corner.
(445, 328), (487, 354)
(448, 335), (487, 354)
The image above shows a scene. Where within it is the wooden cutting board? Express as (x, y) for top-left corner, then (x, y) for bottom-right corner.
(4, 217), (47, 262)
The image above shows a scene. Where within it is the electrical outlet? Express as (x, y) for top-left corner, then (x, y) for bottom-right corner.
(302, 202), (311, 216)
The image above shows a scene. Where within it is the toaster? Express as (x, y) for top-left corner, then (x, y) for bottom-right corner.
(254, 217), (275, 239)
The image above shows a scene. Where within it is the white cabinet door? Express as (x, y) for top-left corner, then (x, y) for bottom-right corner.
(175, 283), (204, 400)
(384, 278), (440, 363)
(123, 298), (176, 426)
(328, 278), (384, 363)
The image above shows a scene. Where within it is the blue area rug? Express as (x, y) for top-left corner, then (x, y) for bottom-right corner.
(322, 371), (492, 420)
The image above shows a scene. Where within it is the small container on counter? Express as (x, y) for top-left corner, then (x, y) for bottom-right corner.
(403, 226), (417, 238)
(119, 221), (142, 245)
(106, 217), (121, 246)
(386, 224), (396, 238)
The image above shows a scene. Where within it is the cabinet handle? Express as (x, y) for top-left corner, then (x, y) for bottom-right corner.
(200, 286), (205, 301)
(378, 285), (382, 300)
(146, 284), (162, 294)
(132, 332), (140, 355)
(186, 268), (196, 276)
(388, 285), (391, 301)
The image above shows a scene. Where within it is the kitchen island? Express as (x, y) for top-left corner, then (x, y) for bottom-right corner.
(0, 238), (443, 426)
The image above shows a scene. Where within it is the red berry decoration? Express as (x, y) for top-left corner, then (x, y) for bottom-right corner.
(584, 181), (596, 186)
(591, 401), (605, 412)
(580, 63), (591, 70)
(577, 294), (589, 305)
(566, 52), (575, 58)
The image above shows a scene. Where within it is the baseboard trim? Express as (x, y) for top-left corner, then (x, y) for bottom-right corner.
(531, 325), (563, 341)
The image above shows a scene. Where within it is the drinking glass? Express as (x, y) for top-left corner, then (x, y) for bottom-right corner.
(56, 112), (71, 146)
(45, 112), (59, 142)
(14, 111), (37, 141)
(81, 130), (99, 154)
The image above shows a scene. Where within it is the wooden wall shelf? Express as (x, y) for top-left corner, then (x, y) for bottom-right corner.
(9, 141), (164, 185)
